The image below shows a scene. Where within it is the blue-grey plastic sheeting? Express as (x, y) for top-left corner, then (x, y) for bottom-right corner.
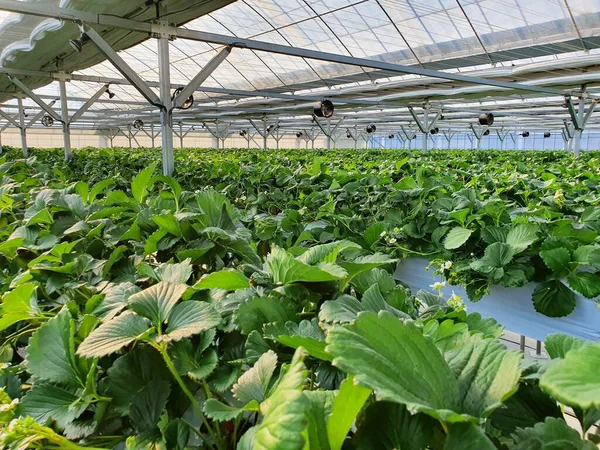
(394, 257), (600, 343)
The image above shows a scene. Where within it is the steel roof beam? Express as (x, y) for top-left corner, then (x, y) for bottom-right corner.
(0, 0), (566, 97)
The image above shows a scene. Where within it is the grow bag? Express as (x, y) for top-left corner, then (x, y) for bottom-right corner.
(395, 257), (600, 342)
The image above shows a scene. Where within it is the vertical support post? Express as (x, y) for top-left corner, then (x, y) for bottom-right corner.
(561, 129), (569, 151)
(151, 124), (156, 148)
(213, 121), (220, 149)
(466, 134), (474, 150)
(59, 78), (71, 160)
(443, 130), (456, 150)
(422, 108), (428, 153)
(179, 123), (184, 148)
(127, 126), (133, 148)
(574, 97), (585, 157)
(519, 335), (526, 352)
(326, 118), (331, 151)
(17, 96), (27, 157)
(158, 29), (174, 176)
(262, 118), (268, 151)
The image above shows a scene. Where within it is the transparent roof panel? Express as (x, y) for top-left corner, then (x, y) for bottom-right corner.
(0, 0), (598, 129)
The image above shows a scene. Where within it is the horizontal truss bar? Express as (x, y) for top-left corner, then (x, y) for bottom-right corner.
(0, 0), (566, 97)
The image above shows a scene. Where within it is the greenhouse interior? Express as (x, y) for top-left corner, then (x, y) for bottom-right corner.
(0, 0), (599, 449)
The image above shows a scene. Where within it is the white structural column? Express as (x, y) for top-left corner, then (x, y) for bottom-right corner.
(158, 30), (174, 176)
(84, 24), (228, 173)
(249, 118), (277, 150)
(345, 127), (360, 150)
(9, 77), (62, 157)
(302, 128), (319, 149)
(466, 133), (475, 150)
(422, 108), (429, 152)
(400, 125), (417, 150)
(17, 96), (27, 157)
(469, 123), (489, 150)
(274, 128), (284, 150)
(173, 123), (193, 148)
(204, 121), (231, 149)
(312, 116), (344, 151)
(59, 78), (71, 160)
(496, 128), (510, 151)
(561, 125), (572, 151)
(574, 98), (585, 157)
(142, 124), (160, 148)
(566, 95), (597, 157)
(442, 130), (456, 150)
(395, 134), (406, 149)
(240, 129), (254, 149)
(408, 105), (441, 153)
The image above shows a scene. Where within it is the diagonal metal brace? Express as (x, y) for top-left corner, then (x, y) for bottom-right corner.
(408, 107), (425, 133)
(27, 101), (56, 128)
(172, 46), (232, 110)
(469, 123), (489, 139)
(70, 85), (109, 124)
(84, 26), (161, 106)
(9, 77), (61, 122)
(400, 125), (417, 140)
(0, 109), (21, 128)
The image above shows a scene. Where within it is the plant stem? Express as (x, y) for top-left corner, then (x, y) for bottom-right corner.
(49, 435), (107, 450)
(440, 421), (449, 434)
(156, 344), (221, 450)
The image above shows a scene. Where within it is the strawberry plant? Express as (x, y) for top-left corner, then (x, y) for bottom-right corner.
(0, 150), (598, 448)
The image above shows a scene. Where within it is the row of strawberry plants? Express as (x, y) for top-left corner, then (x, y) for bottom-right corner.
(4, 146), (600, 318)
(0, 155), (599, 448)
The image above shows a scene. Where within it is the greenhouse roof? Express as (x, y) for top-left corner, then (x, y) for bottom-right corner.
(0, 0), (598, 136)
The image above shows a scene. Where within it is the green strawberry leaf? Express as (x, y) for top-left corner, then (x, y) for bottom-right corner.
(128, 281), (188, 326)
(25, 308), (82, 388)
(77, 312), (151, 358)
(444, 227), (473, 250)
(233, 350), (278, 404)
(194, 269), (250, 291)
(540, 343), (600, 410)
(566, 272), (600, 299)
(532, 280), (577, 318)
(327, 375), (371, 450)
(540, 247), (575, 278)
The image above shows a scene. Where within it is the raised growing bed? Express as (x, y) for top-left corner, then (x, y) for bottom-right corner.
(395, 257), (600, 342)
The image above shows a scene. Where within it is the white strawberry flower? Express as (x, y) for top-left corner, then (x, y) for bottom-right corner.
(430, 281), (446, 291)
(448, 291), (465, 310)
